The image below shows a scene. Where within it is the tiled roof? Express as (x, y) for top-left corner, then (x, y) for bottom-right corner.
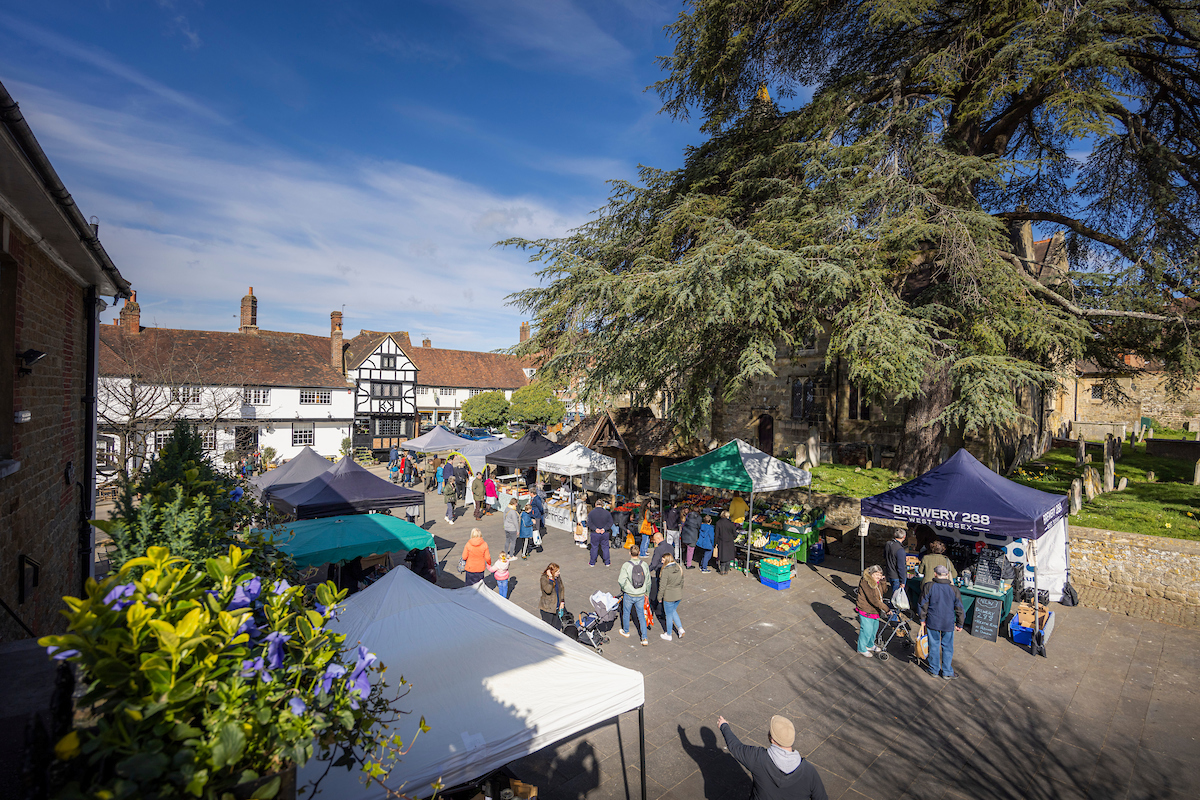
(407, 345), (531, 390)
(564, 408), (705, 458)
(99, 325), (350, 388)
(344, 330), (414, 370)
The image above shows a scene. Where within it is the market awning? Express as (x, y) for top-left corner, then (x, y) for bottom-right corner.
(859, 448), (1068, 539)
(269, 456), (424, 518)
(400, 426), (472, 453)
(452, 437), (516, 475)
(537, 441), (616, 476)
(485, 430), (564, 469)
(249, 447), (333, 501)
(660, 439), (811, 492)
(267, 514), (435, 567)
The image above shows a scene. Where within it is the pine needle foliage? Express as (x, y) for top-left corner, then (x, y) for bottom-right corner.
(505, 0), (1200, 473)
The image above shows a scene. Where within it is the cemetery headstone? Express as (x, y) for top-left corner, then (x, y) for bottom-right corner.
(1076, 436), (1085, 467)
(1104, 456), (1115, 492)
(1194, 459), (1200, 487)
(1070, 479), (1082, 514)
(1146, 470), (1156, 483)
(1117, 477), (1128, 491)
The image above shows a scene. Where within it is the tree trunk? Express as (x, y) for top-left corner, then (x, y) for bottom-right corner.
(893, 363), (952, 477)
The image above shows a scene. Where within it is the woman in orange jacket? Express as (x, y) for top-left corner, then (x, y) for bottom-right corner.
(462, 528), (492, 586)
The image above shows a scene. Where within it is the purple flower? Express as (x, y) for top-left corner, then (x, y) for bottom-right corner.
(269, 578), (292, 595)
(103, 583), (136, 611)
(264, 631), (290, 670)
(46, 645), (80, 661)
(230, 487), (245, 502)
(346, 646), (377, 708)
(320, 664), (346, 695)
(227, 577), (263, 611)
(236, 616), (261, 641)
(288, 697), (307, 715)
(240, 657), (272, 683)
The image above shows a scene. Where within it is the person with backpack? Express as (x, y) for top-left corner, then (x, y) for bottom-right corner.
(617, 550), (652, 646)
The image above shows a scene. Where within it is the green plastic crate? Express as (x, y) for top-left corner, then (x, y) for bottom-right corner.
(759, 560), (792, 582)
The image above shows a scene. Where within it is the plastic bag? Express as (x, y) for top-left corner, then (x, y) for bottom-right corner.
(915, 632), (929, 660)
(642, 596), (655, 628)
(892, 586), (911, 611)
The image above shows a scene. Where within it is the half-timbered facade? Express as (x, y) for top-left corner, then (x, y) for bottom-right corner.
(343, 331), (419, 453)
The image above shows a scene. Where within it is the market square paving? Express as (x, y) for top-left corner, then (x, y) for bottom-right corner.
(412, 485), (1200, 800)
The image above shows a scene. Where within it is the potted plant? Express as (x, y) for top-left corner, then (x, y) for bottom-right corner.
(41, 545), (426, 799)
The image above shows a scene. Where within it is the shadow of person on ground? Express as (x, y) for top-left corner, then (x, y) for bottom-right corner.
(811, 601), (859, 649)
(678, 724), (751, 799)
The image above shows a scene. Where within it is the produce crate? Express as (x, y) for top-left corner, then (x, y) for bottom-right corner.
(1010, 611), (1054, 646)
(759, 560), (793, 582)
(760, 576), (791, 591)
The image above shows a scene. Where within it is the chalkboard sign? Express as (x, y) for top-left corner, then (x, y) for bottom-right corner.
(974, 548), (1005, 590)
(971, 595), (1003, 642)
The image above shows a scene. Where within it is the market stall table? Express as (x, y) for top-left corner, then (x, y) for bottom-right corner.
(960, 582), (1014, 629)
(543, 497), (573, 531)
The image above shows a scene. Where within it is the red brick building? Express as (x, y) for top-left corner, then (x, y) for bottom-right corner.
(0, 80), (131, 641)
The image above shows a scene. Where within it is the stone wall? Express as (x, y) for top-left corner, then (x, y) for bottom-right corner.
(1144, 438), (1200, 462)
(0, 226), (90, 641)
(1069, 525), (1200, 606)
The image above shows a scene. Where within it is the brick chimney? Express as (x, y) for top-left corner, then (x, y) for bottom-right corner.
(422, 337), (432, 348)
(119, 291), (140, 334)
(519, 321), (530, 343)
(240, 287), (258, 334)
(330, 311), (344, 374)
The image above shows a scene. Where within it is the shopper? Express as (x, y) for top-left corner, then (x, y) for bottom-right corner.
(637, 497), (656, 557)
(856, 565), (890, 657)
(388, 444), (399, 469)
(531, 487), (547, 543)
(919, 540), (958, 587)
(404, 547), (438, 584)
(504, 498), (521, 558)
(681, 506), (701, 568)
(657, 553), (685, 641)
(696, 514), (716, 573)
(436, 460), (444, 494)
(617, 550), (651, 645)
(443, 468), (458, 524)
(424, 456), (437, 491)
(487, 553), (512, 598)
(716, 714), (828, 800)
(714, 509), (739, 575)
(461, 528), (491, 587)
(484, 472), (499, 512)
(663, 503), (682, 559)
(587, 500), (614, 567)
(884, 527), (908, 600)
(517, 504), (535, 559)
(918, 564), (965, 679)
(539, 562), (566, 630)
(729, 494), (749, 525)
(647, 531), (673, 616)
(471, 471), (486, 519)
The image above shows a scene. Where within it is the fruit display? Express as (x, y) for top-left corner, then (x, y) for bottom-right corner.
(761, 557), (791, 567)
(764, 533), (805, 554)
(751, 534), (769, 548)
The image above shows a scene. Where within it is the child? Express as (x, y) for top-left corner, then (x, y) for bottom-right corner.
(696, 515), (716, 573)
(488, 553), (512, 598)
(389, 461), (400, 484)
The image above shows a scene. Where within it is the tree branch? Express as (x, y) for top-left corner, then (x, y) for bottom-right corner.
(993, 211), (1142, 262)
(998, 251), (1179, 322)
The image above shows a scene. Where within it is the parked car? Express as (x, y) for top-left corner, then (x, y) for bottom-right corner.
(454, 426), (493, 440)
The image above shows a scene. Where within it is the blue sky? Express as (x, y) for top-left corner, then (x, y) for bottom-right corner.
(0, 1), (701, 349)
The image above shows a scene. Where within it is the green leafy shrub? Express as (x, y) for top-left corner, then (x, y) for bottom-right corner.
(41, 546), (425, 799)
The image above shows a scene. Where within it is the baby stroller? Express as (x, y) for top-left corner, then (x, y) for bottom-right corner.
(874, 585), (915, 663)
(576, 591), (620, 653)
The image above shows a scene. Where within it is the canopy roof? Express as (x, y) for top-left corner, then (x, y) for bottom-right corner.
(299, 567), (645, 799)
(401, 426), (472, 453)
(269, 456), (424, 518)
(451, 437), (515, 475)
(249, 447), (333, 501)
(537, 441), (616, 477)
(267, 514), (434, 567)
(485, 430), (564, 468)
(660, 439), (811, 493)
(859, 449), (1069, 539)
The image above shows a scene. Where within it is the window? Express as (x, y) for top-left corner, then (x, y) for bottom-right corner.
(155, 430), (173, 449)
(848, 385), (870, 421)
(371, 382), (404, 398)
(376, 418), (403, 436)
(419, 412), (433, 422)
(200, 428), (216, 450)
(173, 386), (201, 404)
(292, 422), (314, 446)
(380, 355), (396, 369)
(415, 386), (428, 395)
(437, 412), (452, 422)
(300, 389), (332, 404)
(244, 387), (271, 405)
(1091, 384), (1103, 400)
(437, 387), (455, 396)
(791, 378), (825, 423)
(468, 389), (483, 397)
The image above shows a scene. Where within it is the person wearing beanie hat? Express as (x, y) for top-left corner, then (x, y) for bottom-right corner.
(716, 714), (828, 799)
(918, 563), (965, 679)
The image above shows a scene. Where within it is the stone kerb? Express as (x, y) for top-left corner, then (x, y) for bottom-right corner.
(1069, 525), (1200, 606)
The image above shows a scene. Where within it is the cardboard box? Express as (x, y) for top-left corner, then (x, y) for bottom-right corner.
(509, 779), (538, 798)
(1016, 602), (1050, 628)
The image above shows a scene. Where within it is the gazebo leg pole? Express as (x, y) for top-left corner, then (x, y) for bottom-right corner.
(638, 705), (647, 800)
(747, 493), (754, 576)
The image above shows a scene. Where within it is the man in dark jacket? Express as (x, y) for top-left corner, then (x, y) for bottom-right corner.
(717, 714), (827, 800)
(388, 445), (399, 469)
(883, 528), (908, 601)
(586, 501), (614, 567)
(647, 531), (673, 617)
(713, 510), (739, 575)
(918, 564), (965, 680)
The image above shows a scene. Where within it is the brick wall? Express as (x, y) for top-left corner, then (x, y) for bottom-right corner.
(1068, 525), (1200, 606)
(0, 227), (89, 641)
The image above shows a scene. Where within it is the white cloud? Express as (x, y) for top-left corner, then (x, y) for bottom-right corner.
(11, 81), (591, 349)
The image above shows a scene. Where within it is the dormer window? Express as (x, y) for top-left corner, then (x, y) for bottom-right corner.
(523, 368), (536, 379)
(380, 355), (396, 369)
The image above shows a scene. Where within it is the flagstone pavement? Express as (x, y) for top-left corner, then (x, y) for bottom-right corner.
(415, 488), (1200, 800)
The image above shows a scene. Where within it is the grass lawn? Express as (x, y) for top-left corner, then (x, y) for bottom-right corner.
(1009, 445), (1200, 540)
(808, 463), (906, 497)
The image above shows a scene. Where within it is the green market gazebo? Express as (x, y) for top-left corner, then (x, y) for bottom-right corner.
(268, 513), (435, 568)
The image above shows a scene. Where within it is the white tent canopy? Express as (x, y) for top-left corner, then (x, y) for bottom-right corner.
(537, 441), (616, 477)
(400, 427), (472, 453)
(455, 437), (516, 476)
(300, 567), (645, 799)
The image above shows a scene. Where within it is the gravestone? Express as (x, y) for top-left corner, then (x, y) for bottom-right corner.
(939, 443), (950, 464)
(1117, 477), (1128, 491)
(970, 595), (1003, 642)
(1083, 466), (1101, 501)
(1084, 454), (1092, 464)
(806, 430), (820, 467)
(1076, 436), (1086, 467)
(872, 444), (883, 468)
(1147, 428), (1155, 439)
(1194, 459), (1200, 487)
(1104, 456), (1115, 492)
(1070, 479), (1082, 514)
(1147, 470), (1157, 483)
